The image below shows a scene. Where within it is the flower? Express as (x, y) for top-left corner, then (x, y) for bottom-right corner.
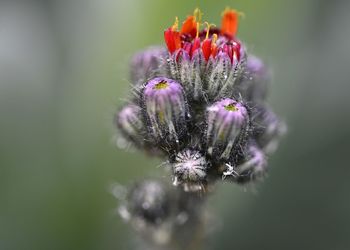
(164, 8), (243, 63)
(115, 7), (285, 192)
(162, 8), (246, 101)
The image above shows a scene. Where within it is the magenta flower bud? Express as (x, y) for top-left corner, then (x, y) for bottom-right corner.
(172, 149), (207, 185)
(206, 98), (250, 160)
(115, 104), (145, 148)
(142, 77), (189, 145)
(130, 46), (167, 84)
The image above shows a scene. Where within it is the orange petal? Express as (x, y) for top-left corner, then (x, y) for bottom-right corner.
(221, 8), (239, 37)
(180, 16), (197, 38)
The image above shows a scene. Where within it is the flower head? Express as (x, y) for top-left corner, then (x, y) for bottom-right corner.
(164, 8), (243, 64)
(161, 8), (247, 102)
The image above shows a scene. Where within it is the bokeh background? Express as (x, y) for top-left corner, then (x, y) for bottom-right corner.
(1, 0), (350, 249)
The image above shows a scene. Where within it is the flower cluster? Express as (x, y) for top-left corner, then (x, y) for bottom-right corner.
(115, 8), (285, 192)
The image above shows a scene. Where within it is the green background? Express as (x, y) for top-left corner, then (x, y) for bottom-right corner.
(1, 0), (349, 249)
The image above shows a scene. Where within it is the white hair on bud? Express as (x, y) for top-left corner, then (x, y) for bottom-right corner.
(173, 149), (207, 182)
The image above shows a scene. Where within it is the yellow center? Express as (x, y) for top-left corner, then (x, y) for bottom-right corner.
(224, 103), (238, 111)
(154, 81), (169, 90)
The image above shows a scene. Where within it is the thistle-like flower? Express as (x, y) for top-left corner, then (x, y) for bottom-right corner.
(115, 7), (285, 192)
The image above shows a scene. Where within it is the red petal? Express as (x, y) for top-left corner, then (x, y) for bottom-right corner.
(191, 37), (201, 57)
(164, 28), (181, 54)
(201, 39), (212, 61)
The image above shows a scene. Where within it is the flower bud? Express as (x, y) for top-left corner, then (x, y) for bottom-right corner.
(126, 180), (171, 225)
(115, 104), (145, 148)
(172, 149), (207, 184)
(206, 98), (249, 161)
(253, 106), (286, 154)
(205, 51), (232, 99)
(130, 46), (167, 85)
(236, 55), (269, 102)
(176, 49), (205, 101)
(142, 77), (189, 146)
(205, 47), (246, 100)
(235, 142), (267, 183)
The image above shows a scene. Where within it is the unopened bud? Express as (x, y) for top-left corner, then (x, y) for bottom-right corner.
(142, 77), (189, 146)
(206, 98), (250, 161)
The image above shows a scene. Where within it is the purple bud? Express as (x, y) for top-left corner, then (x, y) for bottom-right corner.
(142, 77), (189, 145)
(253, 106), (286, 154)
(172, 149), (207, 185)
(236, 142), (267, 182)
(206, 98), (250, 160)
(130, 46), (167, 84)
(115, 104), (144, 148)
(236, 55), (270, 102)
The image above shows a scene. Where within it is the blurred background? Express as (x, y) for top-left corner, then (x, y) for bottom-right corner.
(1, 0), (350, 249)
